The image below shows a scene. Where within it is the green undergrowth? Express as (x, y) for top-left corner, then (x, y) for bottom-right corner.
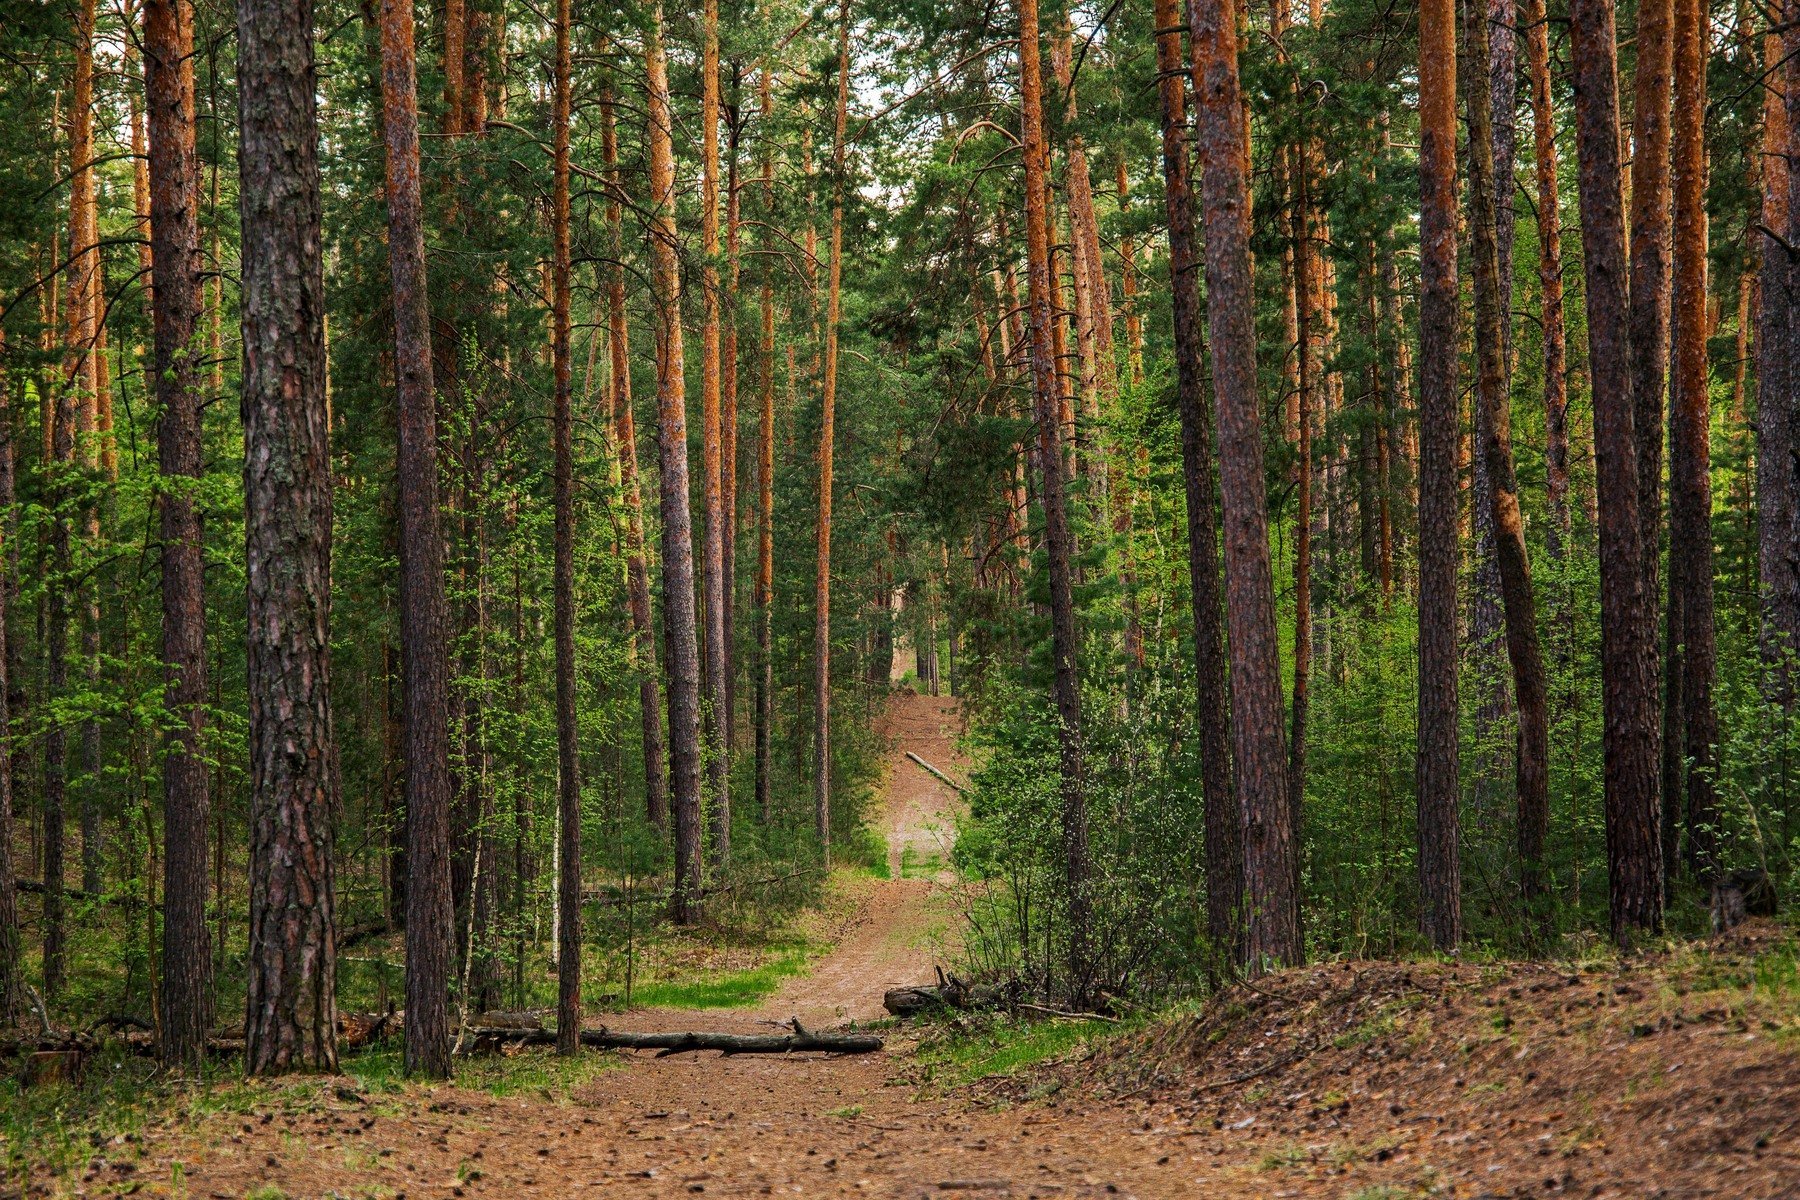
(627, 938), (816, 1008)
(912, 1011), (1134, 1090)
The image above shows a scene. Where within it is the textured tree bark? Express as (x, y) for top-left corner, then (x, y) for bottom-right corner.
(1467, 0), (1551, 914)
(238, 0), (339, 1072)
(146, 0), (212, 1067)
(1117, 159), (1143, 385)
(1290, 131), (1314, 851)
(1525, 0), (1570, 563)
(1191, 0), (1302, 974)
(1156, 0), (1239, 965)
(1629, 0), (1674, 597)
(756, 68), (778, 829)
(1668, 0), (1717, 875)
(699, 0), (732, 867)
(723, 86), (743, 759)
(550, 0), (582, 1054)
(646, 6), (705, 923)
(0, 366), (20, 1027)
(601, 82), (668, 832)
(1763, 20), (1800, 680)
(1415, 0), (1463, 951)
(815, 0), (851, 858)
(377, 0), (454, 1078)
(1568, 0), (1665, 942)
(1021, 0), (1091, 996)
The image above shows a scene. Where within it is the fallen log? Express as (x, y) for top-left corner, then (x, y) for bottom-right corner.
(461, 1018), (882, 1057)
(904, 751), (967, 794)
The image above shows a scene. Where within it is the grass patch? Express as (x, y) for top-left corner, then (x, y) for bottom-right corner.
(343, 1045), (622, 1101)
(629, 943), (815, 1009)
(916, 1013), (1127, 1087)
(899, 845), (946, 879)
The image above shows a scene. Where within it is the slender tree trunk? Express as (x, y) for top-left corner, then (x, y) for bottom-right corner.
(814, 0), (851, 858)
(238, 0), (339, 1070)
(147, 0), (212, 1066)
(1761, 20), (1799, 677)
(646, 5), (705, 923)
(0, 366), (20, 1027)
(550, 0), (581, 1054)
(601, 81), (667, 831)
(755, 68), (778, 828)
(1416, 0), (1463, 950)
(1467, 0), (1551, 914)
(1156, 0), (1238, 964)
(1568, 0), (1665, 942)
(1290, 137), (1314, 844)
(1526, 0), (1570, 563)
(1668, 0), (1718, 875)
(1187, 0), (1299, 971)
(723, 84), (743, 758)
(699, 0), (732, 867)
(377, 0), (454, 1077)
(1021, 0), (1091, 996)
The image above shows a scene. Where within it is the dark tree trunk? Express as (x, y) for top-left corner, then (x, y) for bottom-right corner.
(550, 0), (582, 1055)
(1668, 0), (1718, 875)
(815, 0), (851, 859)
(601, 81), (667, 832)
(755, 68), (777, 828)
(1467, 0), (1552, 916)
(1156, 0), (1239, 966)
(1021, 0), (1091, 997)
(147, 0), (212, 1067)
(377, 0), (454, 1078)
(1629, 0), (1674, 599)
(1764, 22), (1800, 678)
(1567, 0), (1665, 942)
(1187, 0), (1299, 972)
(1415, 0), (1463, 951)
(645, 5), (705, 923)
(238, 0), (339, 1072)
(1526, 0), (1570, 563)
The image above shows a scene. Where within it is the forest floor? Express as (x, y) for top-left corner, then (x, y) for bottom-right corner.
(12, 691), (1800, 1198)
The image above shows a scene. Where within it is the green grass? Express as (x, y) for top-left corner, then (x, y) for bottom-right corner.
(916, 1014), (1126, 1087)
(629, 944), (815, 1009)
(898, 845), (947, 879)
(342, 1045), (623, 1101)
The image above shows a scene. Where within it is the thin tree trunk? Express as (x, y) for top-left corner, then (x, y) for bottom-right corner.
(755, 68), (778, 829)
(1416, 0), (1463, 950)
(1156, 0), (1238, 964)
(147, 0), (212, 1067)
(1567, 0), (1665, 942)
(1021, 0), (1091, 996)
(601, 80), (667, 832)
(1526, 0), (1570, 563)
(1290, 133), (1314, 846)
(723, 83), (743, 759)
(1629, 0), (1674, 597)
(814, 0), (851, 858)
(550, 0), (581, 1054)
(699, 0), (732, 867)
(1468, 0), (1551, 914)
(377, 0), (454, 1077)
(238, 0), (338, 1070)
(0, 362), (20, 1027)
(1669, 0), (1718, 875)
(646, 5), (705, 923)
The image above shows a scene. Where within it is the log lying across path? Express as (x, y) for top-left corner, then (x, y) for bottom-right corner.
(462, 1016), (883, 1057)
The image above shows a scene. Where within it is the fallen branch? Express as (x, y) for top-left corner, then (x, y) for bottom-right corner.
(905, 751), (967, 794)
(462, 1017), (882, 1057)
(1015, 1002), (1119, 1024)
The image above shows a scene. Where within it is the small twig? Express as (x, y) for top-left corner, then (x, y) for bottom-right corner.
(1016, 1002), (1119, 1024)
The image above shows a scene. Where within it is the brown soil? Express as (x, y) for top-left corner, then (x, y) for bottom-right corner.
(46, 696), (1800, 1199)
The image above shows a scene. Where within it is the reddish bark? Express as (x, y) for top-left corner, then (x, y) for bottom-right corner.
(699, 0), (732, 866)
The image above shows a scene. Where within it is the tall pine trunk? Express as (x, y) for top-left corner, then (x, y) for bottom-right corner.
(1760, 21), (1798, 677)
(814, 0), (851, 858)
(1156, 0), (1238, 964)
(1467, 0), (1551, 915)
(646, 6), (705, 923)
(601, 79), (668, 831)
(1668, 0), (1718, 875)
(1568, 0), (1665, 942)
(699, 0), (732, 867)
(550, 0), (582, 1054)
(1415, 0), (1463, 950)
(1526, 0), (1570, 563)
(146, 0), (212, 1066)
(755, 68), (778, 828)
(1020, 0), (1091, 996)
(0, 367), (20, 1026)
(377, 0), (454, 1077)
(239, 0), (339, 1071)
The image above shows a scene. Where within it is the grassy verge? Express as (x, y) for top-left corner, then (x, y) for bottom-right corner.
(912, 1012), (1131, 1090)
(627, 939), (816, 1008)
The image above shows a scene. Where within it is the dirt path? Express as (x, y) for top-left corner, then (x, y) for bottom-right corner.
(155, 692), (1200, 1199)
